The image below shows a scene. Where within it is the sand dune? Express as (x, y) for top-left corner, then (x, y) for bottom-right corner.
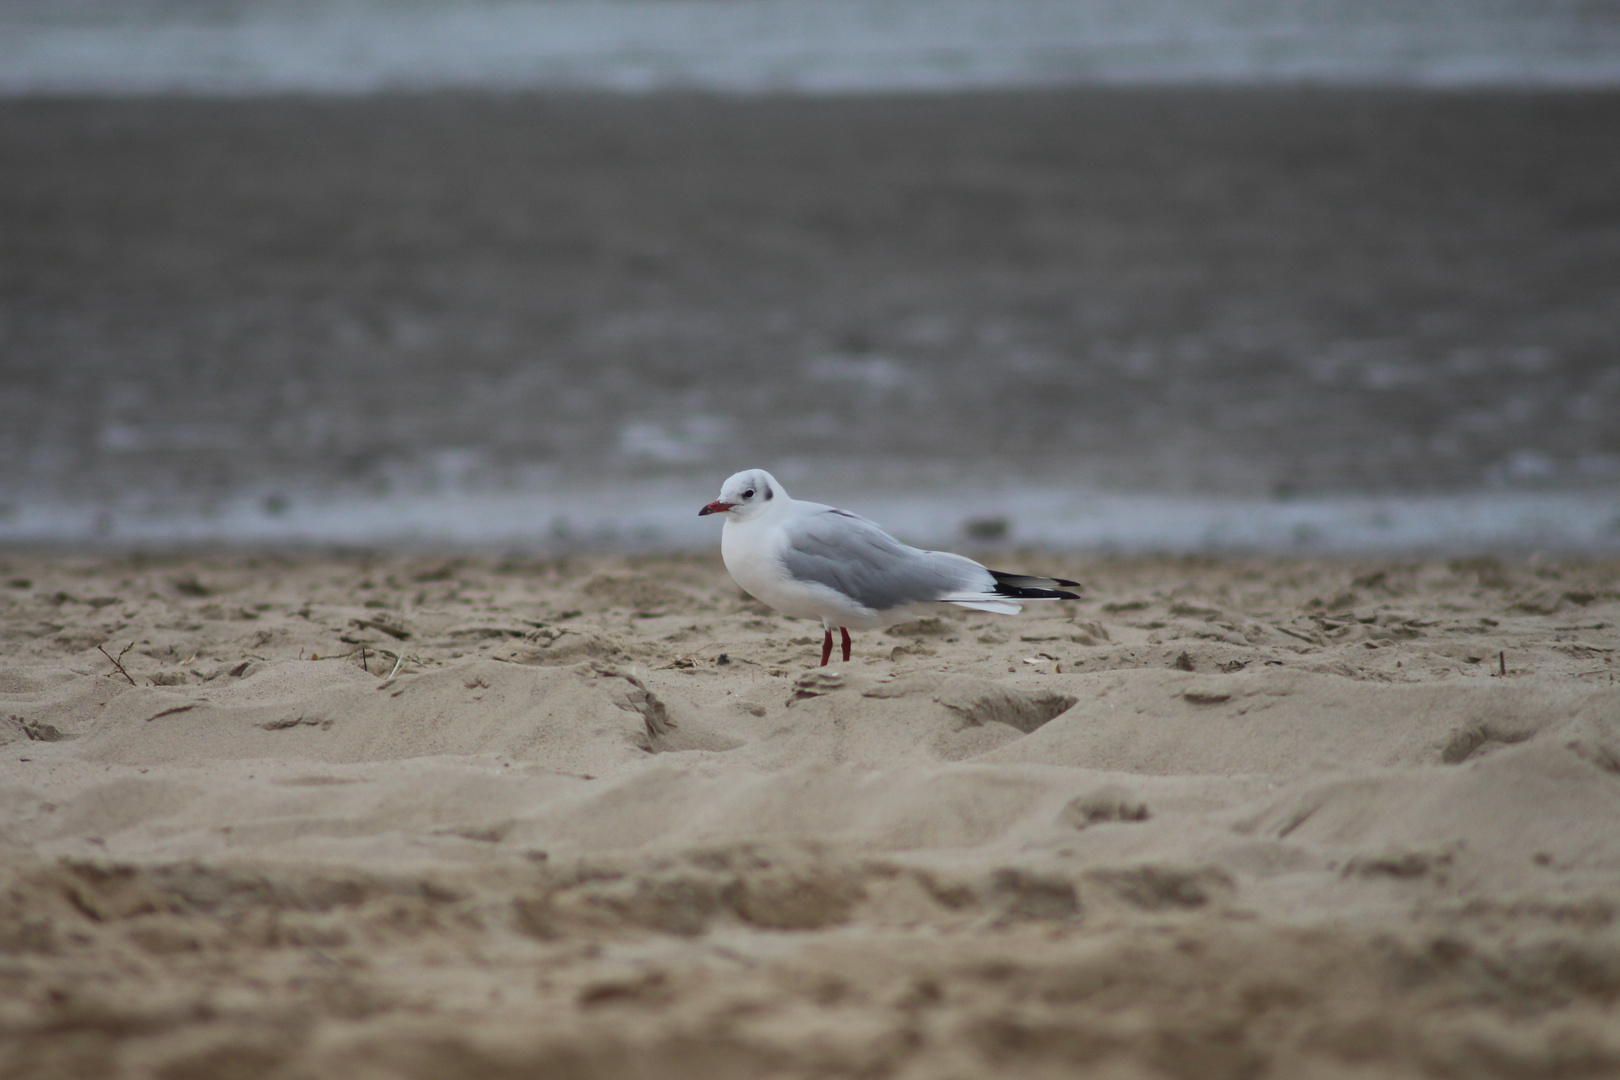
(1, 552), (1618, 1078)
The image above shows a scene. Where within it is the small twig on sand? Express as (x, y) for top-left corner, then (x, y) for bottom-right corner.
(360, 646), (370, 673)
(98, 642), (137, 686)
(1499, 651), (1507, 677)
(388, 653), (405, 679)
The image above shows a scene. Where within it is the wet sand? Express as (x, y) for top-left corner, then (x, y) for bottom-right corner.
(3, 89), (1619, 515)
(2, 551), (1618, 1077)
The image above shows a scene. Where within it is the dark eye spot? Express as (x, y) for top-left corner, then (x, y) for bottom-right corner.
(743, 489), (755, 498)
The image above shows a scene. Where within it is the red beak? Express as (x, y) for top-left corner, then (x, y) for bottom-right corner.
(698, 501), (735, 517)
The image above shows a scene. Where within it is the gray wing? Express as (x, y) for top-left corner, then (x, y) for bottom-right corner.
(778, 509), (991, 611)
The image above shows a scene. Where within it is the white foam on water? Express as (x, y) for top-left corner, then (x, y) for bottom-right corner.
(4, 486), (1617, 555)
(3, 0), (1618, 95)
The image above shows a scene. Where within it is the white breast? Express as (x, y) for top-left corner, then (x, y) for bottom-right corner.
(721, 516), (868, 624)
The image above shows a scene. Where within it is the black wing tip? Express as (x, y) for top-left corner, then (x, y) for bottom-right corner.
(988, 570), (1083, 599)
(991, 584), (1084, 601)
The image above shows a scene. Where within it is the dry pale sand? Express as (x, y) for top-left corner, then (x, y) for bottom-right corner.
(1, 550), (1618, 1079)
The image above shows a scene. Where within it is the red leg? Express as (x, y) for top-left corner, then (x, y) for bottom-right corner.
(820, 629), (833, 666)
(840, 627), (852, 662)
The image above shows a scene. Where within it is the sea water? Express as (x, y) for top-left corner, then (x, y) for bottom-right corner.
(3, 0), (1619, 95)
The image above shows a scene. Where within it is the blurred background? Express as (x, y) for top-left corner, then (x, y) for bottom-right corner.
(1, 0), (1618, 552)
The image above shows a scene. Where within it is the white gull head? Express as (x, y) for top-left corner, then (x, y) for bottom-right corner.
(697, 468), (784, 522)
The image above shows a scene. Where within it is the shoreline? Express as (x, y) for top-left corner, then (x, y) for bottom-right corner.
(4, 485), (1619, 555)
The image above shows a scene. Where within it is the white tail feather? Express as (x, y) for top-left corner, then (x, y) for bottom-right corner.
(943, 598), (1022, 615)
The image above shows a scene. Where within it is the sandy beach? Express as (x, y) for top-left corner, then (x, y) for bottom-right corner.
(0, 550), (1616, 1077)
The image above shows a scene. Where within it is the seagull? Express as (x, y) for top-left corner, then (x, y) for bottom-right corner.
(699, 468), (1081, 666)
